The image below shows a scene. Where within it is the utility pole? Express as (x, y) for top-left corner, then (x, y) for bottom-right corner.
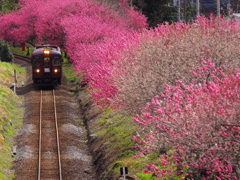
(196, 0), (200, 16)
(217, 0), (220, 17)
(184, 0), (186, 22)
(177, 0), (181, 21)
(1, 0), (3, 13)
(227, 0), (231, 18)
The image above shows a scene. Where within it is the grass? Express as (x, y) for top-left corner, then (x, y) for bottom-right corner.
(9, 46), (34, 56)
(0, 61), (25, 179)
(0, 46), (25, 179)
(62, 60), (82, 87)
(93, 107), (141, 178)
(95, 108), (179, 179)
(0, 62), (26, 85)
(91, 105), (188, 179)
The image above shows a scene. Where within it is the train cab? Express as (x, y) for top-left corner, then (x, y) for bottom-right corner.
(32, 44), (62, 86)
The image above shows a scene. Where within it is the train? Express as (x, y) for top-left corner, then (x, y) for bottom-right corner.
(32, 44), (62, 86)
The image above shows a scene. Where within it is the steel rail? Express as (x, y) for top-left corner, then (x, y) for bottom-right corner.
(38, 89), (62, 180)
(38, 90), (43, 180)
(13, 53), (31, 63)
(53, 89), (62, 180)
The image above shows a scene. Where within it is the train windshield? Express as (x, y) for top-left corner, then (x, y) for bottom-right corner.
(53, 57), (61, 66)
(44, 57), (50, 66)
(33, 57), (40, 66)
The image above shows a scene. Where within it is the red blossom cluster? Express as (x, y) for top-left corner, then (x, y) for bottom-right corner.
(0, 0), (147, 107)
(133, 60), (240, 179)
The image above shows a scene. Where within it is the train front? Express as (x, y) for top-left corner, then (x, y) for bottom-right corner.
(32, 45), (62, 86)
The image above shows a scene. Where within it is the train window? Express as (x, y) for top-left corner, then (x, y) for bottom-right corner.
(53, 57), (61, 66)
(33, 57), (40, 66)
(44, 57), (50, 66)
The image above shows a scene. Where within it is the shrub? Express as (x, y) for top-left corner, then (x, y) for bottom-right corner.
(0, 42), (13, 62)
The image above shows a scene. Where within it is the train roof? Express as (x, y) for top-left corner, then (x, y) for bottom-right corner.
(32, 44), (62, 56)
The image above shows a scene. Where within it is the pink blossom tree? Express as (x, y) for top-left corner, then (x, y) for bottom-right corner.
(0, 0), (147, 102)
(0, 0), (44, 45)
(58, 0), (147, 105)
(133, 60), (240, 179)
(110, 16), (240, 114)
(0, 12), (33, 43)
(0, 0), (147, 48)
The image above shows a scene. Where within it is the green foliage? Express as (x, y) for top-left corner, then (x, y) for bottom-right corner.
(9, 45), (34, 56)
(97, 109), (136, 148)
(0, 61), (26, 85)
(111, 148), (189, 179)
(137, 172), (159, 180)
(134, 0), (176, 26)
(62, 60), (82, 87)
(112, 161), (124, 169)
(94, 108), (141, 177)
(117, 149), (134, 158)
(0, 0), (19, 14)
(0, 87), (23, 179)
(0, 42), (14, 62)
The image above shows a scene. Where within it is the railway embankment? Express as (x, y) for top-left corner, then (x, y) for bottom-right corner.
(60, 61), (140, 179)
(0, 62), (25, 179)
(71, 78), (139, 180)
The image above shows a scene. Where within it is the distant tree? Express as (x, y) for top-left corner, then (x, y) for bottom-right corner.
(231, 0), (240, 13)
(0, 0), (19, 14)
(0, 41), (2, 56)
(0, 42), (14, 62)
(132, 0), (176, 26)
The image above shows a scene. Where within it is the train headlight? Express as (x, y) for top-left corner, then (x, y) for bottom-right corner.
(35, 69), (40, 73)
(54, 69), (59, 73)
(43, 49), (50, 55)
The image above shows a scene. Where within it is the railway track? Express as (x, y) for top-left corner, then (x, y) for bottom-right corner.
(38, 89), (62, 180)
(14, 53), (62, 179)
(13, 52), (95, 179)
(13, 53), (31, 63)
